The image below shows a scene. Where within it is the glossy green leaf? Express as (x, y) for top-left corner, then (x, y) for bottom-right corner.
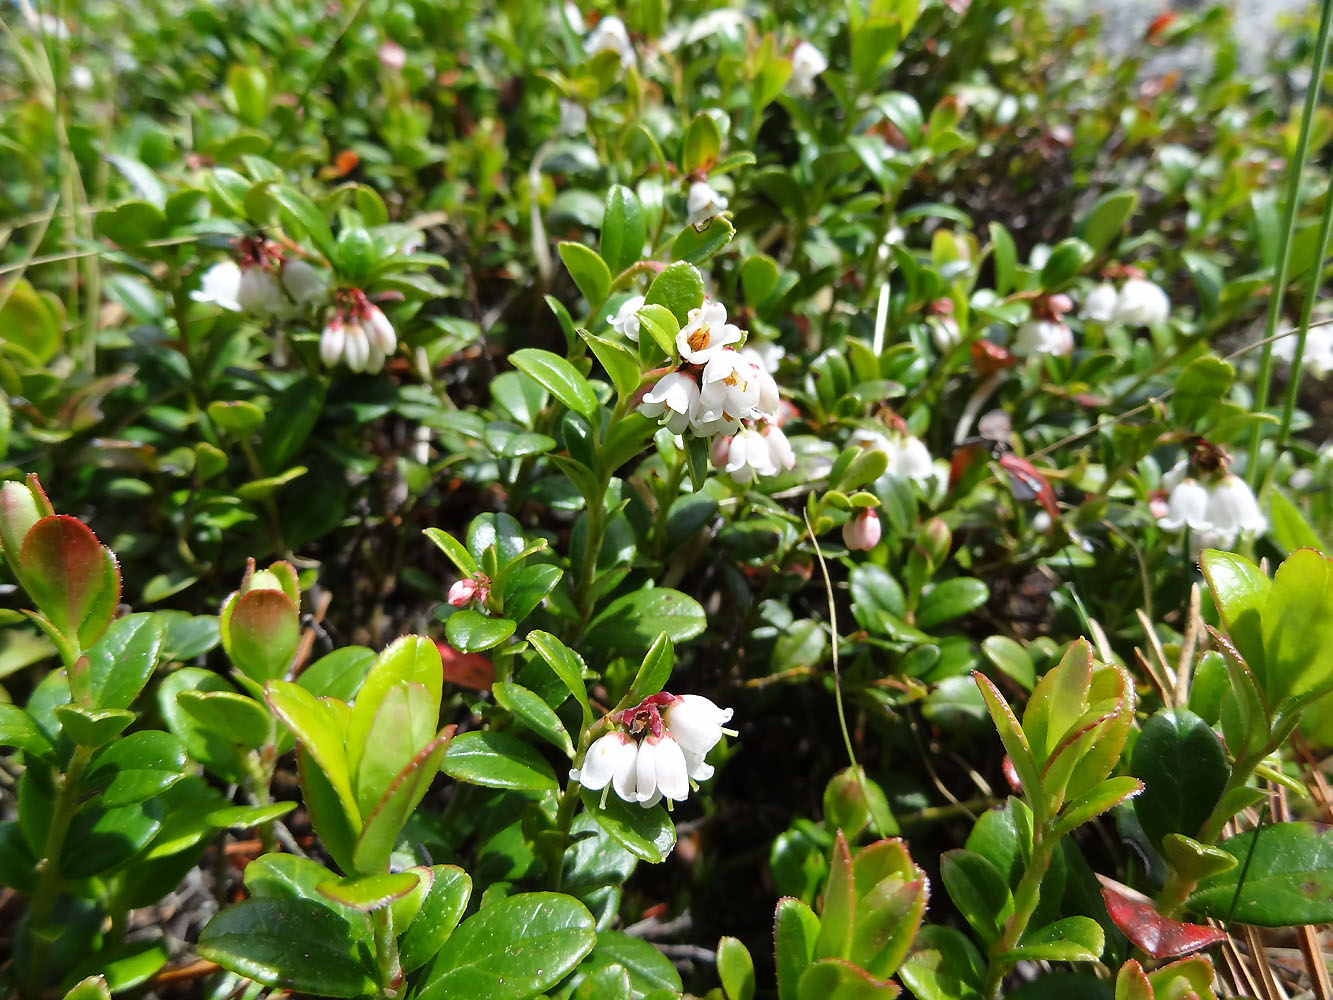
(815, 832), (855, 961)
(586, 931), (683, 996)
(971, 672), (1040, 804)
(85, 613), (164, 711)
(741, 254), (780, 308)
(559, 241), (612, 307)
(1188, 822), (1333, 925)
(580, 786), (676, 862)
(425, 528), (479, 576)
(775, 896), (821, 1000)
(197, 898), (376, 998)
(580, 330), (641, 400)
(644, 261), (705, 326)
(493, 682), (574, 757)
(585, 588), (705, 654)
(0, 704), (53, 758)
(298, 646), (378, 702)
(353, 729), (452, 874)
(1131, 709), (1228, 854)
(528, 630), (592, 726)
(916, 578), (988, 630)
(54, 704), (135, 747)
(61, 977), (111, 1000)
(86, 731), (188, 807)
(317, 871), (420, 910)
(718, 936), (756, 1000)
(270, 186), (337, 261)
(1199, 549), (1268, 677)
(940, 849), (1012, 945)
(176, 690), (271, 748)
(1039, 238), (1095, 288)
(442, 730), (558, 791)
(672, 214), (735, 265)
(999, 916), (1104, 963)
(354, 681), (437, 816)
(1269, 491), (1327, 555)
(346, 635), (442, 780)
(634, 302), (679, 357)
(601, 185), (646, 274)
(414, 892), (596, 1000)
(1053, 776), (1144, 839)
(223, 588), (299, 682)
(981, 635), (1035, 690)
(1261, 547), (1333, 704)
(510, 348), (599, 419)
(399, 865), (472, 973)
(897, 924), (986, 1000)
(266, 680), (361, 829)
(62, 799), (163, 877)
(1078, 189), (1138, 252)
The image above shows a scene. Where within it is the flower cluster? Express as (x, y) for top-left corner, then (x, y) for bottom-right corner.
(1083, 270), (1170, 327)
(1157, 446), (1267, 551)
(571, 693), (734, 809)
(192, 237), (328, 317)
(634, 299), (795, 481)
(319, 288), (398, 373)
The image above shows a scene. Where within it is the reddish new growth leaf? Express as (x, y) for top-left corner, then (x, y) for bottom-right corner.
(1100, 880), (1226, 958)
(998, 454), (1060, 523)
(436, 641), (495, 691)
(1002, 754), (1023, 794)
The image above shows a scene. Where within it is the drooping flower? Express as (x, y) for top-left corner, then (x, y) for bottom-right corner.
(237, 266), (287, 315)
(1157, 477), (1211, 532)
(1204, 474), (1267, 540)
(1113, 278), (1170, 327)
(447, 578), (481, 607)
(724, 426), (779, 483)
(686, 181), (729, 226)
(662, 694), (734, 758)
(843, 509), (882, 551)
(585, 15), (634, 67)
(741, 339), (784, 374)
(611, 295), (646, 342)
(789, 41), (828, 96)
(634, 732), (691, 806)
(761, 423), (796, 472)
(192, 261), (243, 312)
(676, 300), (743, 364)
(1014, 319), (1073, 357)
(641, 373), (701, 435)
(571, 731), (639, 804)
(1082, 282), (1119, 322)
(281, 259), (329, 307)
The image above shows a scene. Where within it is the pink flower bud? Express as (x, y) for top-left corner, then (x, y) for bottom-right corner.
(710, 435), (732, 468)
(842, 509), (882, 551)
(448, 578), (480, 606)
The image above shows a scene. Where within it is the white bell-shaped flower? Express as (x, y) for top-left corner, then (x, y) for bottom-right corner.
(585, 15), (634, 67)
(635, 732), (690, 807)
(751, 365), (782, 420)
(1158, 477), (1211, 532)
(1082, 283), (1119, 322)
(237, 266), (286, 315)
(571, 731), (639, 803)
(1114, 279), (1170, 327)
(611, 295), (646, 342)
(677, 301), (743, 364)
(724, 426), (778, 482)
(343, 320), (372, 373)
(363, 303), (397, 356)
(281, 259), (329, 307)
(663, 694), (734, 758)
(789, 41), (828, 96)
(319, 316), (347, 367)
(1014, 319), (1074, 357)
(762, 423), (796, 472)
(741, 340), (784, 375)
(686, 181), (729, 226)
(1205, 474), (1267, 540)
(929, 316), (961, 353)
(192, 261), (243, 312)
(559, 100), (588, 136)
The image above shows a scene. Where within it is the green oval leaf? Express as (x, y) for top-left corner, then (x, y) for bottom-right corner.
(510, 348), (599, 419)
(441, 730), (558, 791)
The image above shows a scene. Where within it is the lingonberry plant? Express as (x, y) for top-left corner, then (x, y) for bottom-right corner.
(4, 0), (1333, 998)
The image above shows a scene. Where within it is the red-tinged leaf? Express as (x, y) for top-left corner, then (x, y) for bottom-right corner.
(227, 589), (300, 682)
(971, 339), (1016, 376)
(1115, 959), (1154, 1000)
(1145, 11), (1176, 42)
(949, 444), (983, 492)
(1099, 880), (1226, 959)
(18, 515), (120, 644)
(998, 454), (1059, 523)
(436, 641), (495, 691)
(972, 671), (1041, 804)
